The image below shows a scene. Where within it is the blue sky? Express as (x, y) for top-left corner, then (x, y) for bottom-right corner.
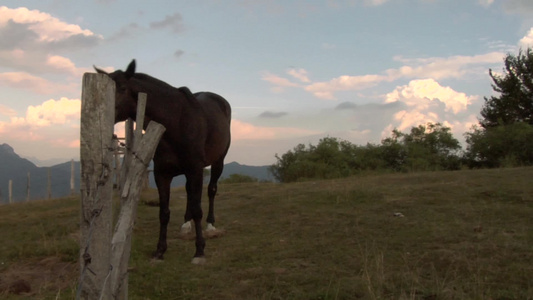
(0, 0), (532, 166)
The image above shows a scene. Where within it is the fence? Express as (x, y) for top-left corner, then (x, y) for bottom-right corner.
(77, 73), (165, 299)
(1, 160), (78, 204)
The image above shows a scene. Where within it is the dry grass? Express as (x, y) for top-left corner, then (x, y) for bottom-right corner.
(0, 167), (532, 299)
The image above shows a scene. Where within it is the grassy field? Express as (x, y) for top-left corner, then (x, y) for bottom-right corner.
(0, 167), (532, 299)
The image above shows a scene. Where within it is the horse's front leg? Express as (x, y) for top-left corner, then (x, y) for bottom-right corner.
(186, 170), (206, 264)
(153, 174), (172, 260)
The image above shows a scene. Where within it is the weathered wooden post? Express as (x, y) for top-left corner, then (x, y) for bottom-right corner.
(8, 179), (12, 204)
(109, 119), (165, 299)
(78, 73), (115, 299)
(71, 159), (75, 195)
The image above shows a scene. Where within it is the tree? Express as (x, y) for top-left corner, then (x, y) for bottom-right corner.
(269, 137), (358, 183)
(381, 123), (461, 172)
(480, 48), (533, 128)
(269, 123), (462, 183)
(464, 123), (533, 168)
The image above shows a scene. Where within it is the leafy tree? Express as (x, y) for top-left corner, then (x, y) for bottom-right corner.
(464, 47), (533, 168)
(464, 123), (533, 168)
(269, 137), (358, 182)
(480, 48), (533, 128)
(270, 123), (461, 183)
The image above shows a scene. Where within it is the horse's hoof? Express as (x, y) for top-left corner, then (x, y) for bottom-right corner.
(206, 223), (216, 232)
(152, 252), (164, 260)
(191, 257), (206, 265)
(181, 221), (193, 234)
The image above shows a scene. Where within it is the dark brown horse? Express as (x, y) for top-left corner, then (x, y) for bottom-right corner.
(95, 60), (231, 263)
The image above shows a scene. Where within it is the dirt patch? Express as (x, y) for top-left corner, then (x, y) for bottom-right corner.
(0, 256), (77, 297)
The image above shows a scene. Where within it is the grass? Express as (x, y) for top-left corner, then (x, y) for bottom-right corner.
(0, 167), (532, 299)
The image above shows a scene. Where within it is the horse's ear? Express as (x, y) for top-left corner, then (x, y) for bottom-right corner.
(125, 59), (136, 79)
(94, 65), (108, 75)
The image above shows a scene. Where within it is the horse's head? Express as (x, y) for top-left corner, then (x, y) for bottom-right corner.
(94, 60), (137, 123)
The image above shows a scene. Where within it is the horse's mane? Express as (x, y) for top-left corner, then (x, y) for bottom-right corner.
(133, 73), (174, 89)
(132, 73), (199, 107)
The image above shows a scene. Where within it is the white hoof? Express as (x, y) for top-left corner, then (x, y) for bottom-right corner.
(206, 223), (216, 232)
(191, 257), (206, 265)
(181, 221), (192, 234)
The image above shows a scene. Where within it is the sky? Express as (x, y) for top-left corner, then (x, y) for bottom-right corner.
(0, 0), (532, 167)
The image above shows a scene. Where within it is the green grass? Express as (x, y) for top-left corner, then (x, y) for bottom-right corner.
(1, 167), (532, 299)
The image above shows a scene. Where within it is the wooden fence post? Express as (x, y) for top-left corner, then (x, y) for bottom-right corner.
(78, 73), (115, 299)
(8, 180), (12, 204)
(110, 120), (165, 299)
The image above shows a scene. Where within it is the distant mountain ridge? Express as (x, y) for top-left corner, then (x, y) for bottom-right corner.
(0, 143), (273, 203)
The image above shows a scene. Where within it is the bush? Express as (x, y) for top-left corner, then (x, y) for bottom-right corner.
(219, 174), (259, 184)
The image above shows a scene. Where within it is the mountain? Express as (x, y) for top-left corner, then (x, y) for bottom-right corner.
(0, 144), (81, 203)
(146, 161), (273, 188)
(0, 144), (272, 203)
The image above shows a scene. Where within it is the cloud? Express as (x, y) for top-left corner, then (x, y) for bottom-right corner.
(174, 49), (185, 59)
(335, 102), (357, 110)
(385, 79), (474, 114)
(387, 52), (504, 80)
(305, 74), (387, 100)
(149, 13), (185, 33)
(261, 72), (301, 93)
(25, 97), (81, 127)
(231, 119), (319, 140)
(383, 79), (478, 133)
(478, 0), (494, 7)
(264, 52), (504, 100)
(0, 6), (101, 78)
(519, 28), (533, 48)
(327, 0), (389, 8)
(107, 23), (141, 41)
(287, 68), (311, 83)
(259, 111), (288, 118)
(0, 98), (81, 148)
(0, 6), (99, 42)
(0, 104), (17, 117)
(0, 72), (77, 94)
(503, 0), (533, 14)
(1, 97), (79, 130)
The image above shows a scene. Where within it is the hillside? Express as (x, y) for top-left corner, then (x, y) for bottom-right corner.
(0, 144), (272, 203)
(0, 167), (531, 299)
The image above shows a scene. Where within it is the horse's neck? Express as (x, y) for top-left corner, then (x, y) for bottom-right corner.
(137, 85), (202, 126)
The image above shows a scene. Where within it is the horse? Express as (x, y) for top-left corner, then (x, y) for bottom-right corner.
(94, 60), (231, 264)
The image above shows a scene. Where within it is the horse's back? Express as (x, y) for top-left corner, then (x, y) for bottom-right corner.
(194, 92), (231, 122)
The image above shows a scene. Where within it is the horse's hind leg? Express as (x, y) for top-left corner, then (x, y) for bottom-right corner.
(153, 173), (172, 260)
(186, 169), (206, 264)
(206, 159), (224, 231)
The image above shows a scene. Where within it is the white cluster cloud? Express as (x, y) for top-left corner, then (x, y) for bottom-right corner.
(384, 79), (477, 133)
(0, 6), (97, 42)
(0, 6), (99, 82)
(519, 28), (533, 48)
(0, 98), (80, 136)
